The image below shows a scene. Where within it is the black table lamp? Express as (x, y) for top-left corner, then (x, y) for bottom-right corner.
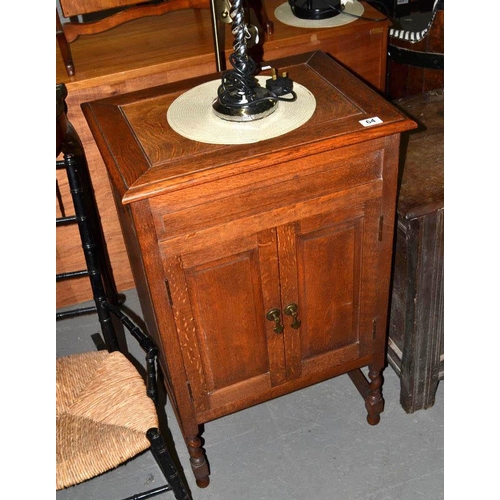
(212, 0), (297, 122)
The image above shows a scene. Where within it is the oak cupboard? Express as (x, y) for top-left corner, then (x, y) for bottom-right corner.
(83, 52), (416, 487)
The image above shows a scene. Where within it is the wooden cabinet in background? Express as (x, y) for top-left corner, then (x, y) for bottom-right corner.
(56, 1), (390, 308)
(83, 52), (415, 487)
(387, 90), (444, 413)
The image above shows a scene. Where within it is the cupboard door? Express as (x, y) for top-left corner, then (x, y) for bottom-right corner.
(278, 198), (382, 380)
(163, 228), (287, 414)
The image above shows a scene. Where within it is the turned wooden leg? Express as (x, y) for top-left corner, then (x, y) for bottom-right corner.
(365, 367), (384, 425)
(186, 434), (210, 488)
(56, 12), (75, 77)
(348, 366), (385, 425)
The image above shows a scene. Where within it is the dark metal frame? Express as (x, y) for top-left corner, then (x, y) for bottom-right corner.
(56, 83), (193, 500)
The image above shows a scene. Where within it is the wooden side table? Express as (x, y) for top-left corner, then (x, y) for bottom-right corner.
(56, 1), (391, 308)
(82, 51), (415, 487)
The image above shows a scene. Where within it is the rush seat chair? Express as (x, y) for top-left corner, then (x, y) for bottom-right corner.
(56, 82), (193, 500)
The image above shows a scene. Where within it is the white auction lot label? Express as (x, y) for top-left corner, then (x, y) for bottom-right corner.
(359, 117), (383, 127)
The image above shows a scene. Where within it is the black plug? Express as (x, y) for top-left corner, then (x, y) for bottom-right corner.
(266, 68), (294, 97)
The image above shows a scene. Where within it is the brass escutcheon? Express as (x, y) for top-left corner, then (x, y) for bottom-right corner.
(284, 303), (301, 329)
(266, 308), (284, 334)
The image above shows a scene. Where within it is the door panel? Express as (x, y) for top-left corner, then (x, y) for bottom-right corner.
(186, 253), (270, 390)
(299, 219), (360, 357)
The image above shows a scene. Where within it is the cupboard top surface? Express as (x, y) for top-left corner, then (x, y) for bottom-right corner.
(82, 51), (416, 203)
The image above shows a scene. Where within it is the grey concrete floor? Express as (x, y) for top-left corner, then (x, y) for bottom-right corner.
(56, 288), (443, 500)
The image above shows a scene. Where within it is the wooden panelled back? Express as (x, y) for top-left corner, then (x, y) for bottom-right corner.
(59, 0), (143, 18)
(58, 0), (211, 42)
(57, 0), (213, 75)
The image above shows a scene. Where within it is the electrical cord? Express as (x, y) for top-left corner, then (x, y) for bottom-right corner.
(216, 52), (297, 110)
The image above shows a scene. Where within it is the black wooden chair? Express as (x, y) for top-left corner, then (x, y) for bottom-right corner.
(56, 82), (193, 500)
(386, 0), (444, 99)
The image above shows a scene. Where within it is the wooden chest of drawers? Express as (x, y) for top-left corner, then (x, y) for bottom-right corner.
(56, 1), (390, 307)
(82, 51), (415, 487)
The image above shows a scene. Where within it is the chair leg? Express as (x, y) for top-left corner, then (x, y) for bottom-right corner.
(147, 428), (193, 500)
(56, 11), (75, 76)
